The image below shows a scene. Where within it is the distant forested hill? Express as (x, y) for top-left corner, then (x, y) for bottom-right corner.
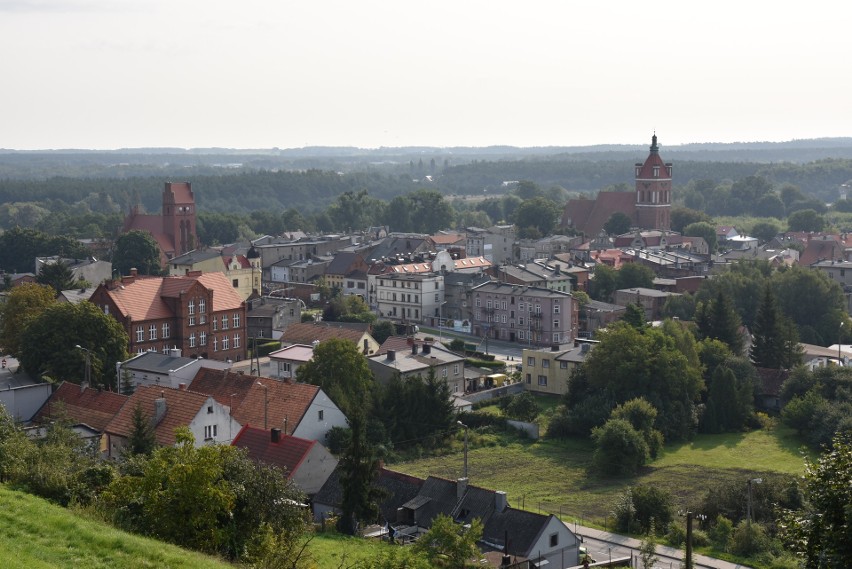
(1, 139), (851, 214)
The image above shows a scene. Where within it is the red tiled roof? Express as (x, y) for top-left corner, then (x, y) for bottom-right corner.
(430, 233), (465, 245)
(636, 149), (670, 179)
(33, 382), (128, 432)
(165, 182), (193, 203)
(195, 272), (245, 312)
(104, 385), (212, 447)
(231, 425), (315, 476)
(189, 368), (320, 433)
(222, 255), (252, 270)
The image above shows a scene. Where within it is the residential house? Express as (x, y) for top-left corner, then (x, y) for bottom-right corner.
(279, 321), (379, 355)
(115, 350), (231, 391)
(35, 256), (112, 286)
(580, 299), (626, 337)
(0, 368), (52, 423)
(31, 382), (128, 449)
(443, 271), (491, 329)
(515, 235), (580, 262)
(488, 262), (573, 293)
(368, 339), (467, 395)
(102, 385), (240, 458)
(246, 296), (302, 340)
(58, 287), (96, 304)
(313, 466), (425, 525)
(257, 235), (353, 276)
(89, 270), (247, 362)
(613, 287), (681, 321)
(470, 282), (578, 346)
(167, 247), (262, 300)
(811, 259), (852, 314)
(232, 425), (337, 496)
(189, 368), (348, 443)
(374, 273), (444, 325)
(521, 341), (595, 396)
(324, 252), (369, 293)
(268, 344), (314, 380)
(397, 477), (580, 568)
(465, 225), (516, 265)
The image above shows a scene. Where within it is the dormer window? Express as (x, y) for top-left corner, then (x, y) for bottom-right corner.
(653, 166), (660, 177)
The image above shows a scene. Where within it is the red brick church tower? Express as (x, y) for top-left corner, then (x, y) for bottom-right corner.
(162, 182), (197, 256)
(634, 134), (672, 231)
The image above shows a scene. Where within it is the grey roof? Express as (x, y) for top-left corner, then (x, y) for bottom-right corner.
(122, 352), (198, 374)
(325, 251), (363, 276)
(586, 299), (627, 313)
(313, 467), (425, 523)
(483, 509), (556, 557)
(472, 281), (573, 299)
(168, 249), (222, 265)
(615, 287), (677, 298)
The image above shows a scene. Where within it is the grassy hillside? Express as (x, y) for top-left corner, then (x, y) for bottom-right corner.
(0, 486), (233, 569)
(392, 425), (812, 527)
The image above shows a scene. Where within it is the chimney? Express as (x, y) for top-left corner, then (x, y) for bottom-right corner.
(130, 267), (138, 277)
(412, 343), (419, 355)
(422, 343), (431, 355)
(387, 350), (396, 362)
(457, 477), (468, 500)
(153, 394), (167, 425)
(494, 490), (507, 512)
(80, 381), (89, 393)
(178, 383), (187, 390)
(271, 428), (282, 443)
(169, 347), (182, 357)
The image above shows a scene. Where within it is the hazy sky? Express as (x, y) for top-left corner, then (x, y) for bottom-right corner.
(2, 0), (849, 150)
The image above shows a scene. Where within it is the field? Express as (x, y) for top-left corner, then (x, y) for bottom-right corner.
(391, 419), (812, 528)
(0, 486), (233, 569)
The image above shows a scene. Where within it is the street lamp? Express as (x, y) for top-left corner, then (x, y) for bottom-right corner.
(257, 382), (268, 430)
(457, 420), (468, 479)
(747, 478), (763, 525)
(75, 345), (92, 387)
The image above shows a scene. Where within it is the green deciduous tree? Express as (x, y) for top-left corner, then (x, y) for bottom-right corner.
(113, 230), (162, 276)
(603, 212), (632, 236)
(412, 513), (483, 568)
(296, 338), (374, 419)
(513, 197), (561, 238)
(370, 320), (395, 345)
(19, 301), (129, 389)
(787, 209), (826, 232)
(683, 221), (718, 252)
(0, 282), (56, 357)
(778, 433), (852, 567)
(592, 418), (649, 476)
(616, 262), (656, 290)
(0, 227), (89, 273)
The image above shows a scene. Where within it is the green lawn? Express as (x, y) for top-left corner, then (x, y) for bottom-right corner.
(0, 486), (233, 569)
(306, 532), (396, 567)
(391, 426), (812, 528)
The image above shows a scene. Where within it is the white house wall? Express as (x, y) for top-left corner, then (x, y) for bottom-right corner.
(525, 516), (579, 568)
(291, 391), (348, 443)
(187, 396), (243, 444)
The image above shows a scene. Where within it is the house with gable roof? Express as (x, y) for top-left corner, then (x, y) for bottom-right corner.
(279, 321), (379, 355)
(89, 270), (247, 362)
(167, 247), (262, 301)
(31, 382), (128, 451)
(102, 384), (240, 458)
(232, 425), (337, 496)
(189, 368), (348, 443)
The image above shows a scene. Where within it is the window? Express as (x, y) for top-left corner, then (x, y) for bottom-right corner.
(200, 313), (206, 324)
(189, 315), (195, 326)
(542, 359), (550, 369)
(501, 301), (508, 310)
(200, 331), (207, 345)
(553, 333), (560, 343)
(535, 304), (541, 314)
(553, 319), (559, 329)
(103, 304), (109, 315)
(199, 298), (206, 313)
(527, 356), (535, 366)
(222, 315), (228, 329)
(213, 317), (218, 331)
(204, 425), (218, 440)
(526, 373), (531, 384)
(189, 333), (196, 348)
(212, 336), (218, 352)
(136, 326), (144, 343)
(442, 368), (448, 377)
(188, 300), (195, 315)
(435, 293), (439, 302)
(233, 313), (240, 328)
(475, 298), (481, 307)
(519, 317), (525, 326)
(486, 300), (492, 309)
(553, 303), (560, 314)
(560, 361), (568, 369)
(318, 409), (324, 421)
(207, 405), (213, 414)
(538, 375), (548, 386)
(281, 362), (291, 373)
(149, 324), (157, 340)
(222, 336), (229, 350)
(501, 314), (507, 323)
(162, 323), (171, 338)
(233, 334), (240, 348)
(454, 363), (460, 375)
(519, 302), (524, 311)
(549, 533), (559, 547)
(232, 278), (239, 288)
(518, 330), (525, 340)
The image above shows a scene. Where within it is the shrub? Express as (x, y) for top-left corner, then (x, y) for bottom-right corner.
(504, 393), (540, 422)
(591, 419), (649, 476)
(326, 426), (351, 455)
(731, 521), (771, 557)
(667, 522), (686, 547)
(253, 340), (282, 357)
(709, 515), (734, 550)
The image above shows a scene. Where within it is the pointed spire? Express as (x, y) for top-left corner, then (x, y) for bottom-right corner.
(650, 132), (659, 153)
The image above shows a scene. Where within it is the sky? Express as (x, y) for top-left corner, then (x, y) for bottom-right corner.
(2, 0), (850, 151)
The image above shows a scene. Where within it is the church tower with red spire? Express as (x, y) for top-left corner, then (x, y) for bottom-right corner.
(634, 134), (672, 231)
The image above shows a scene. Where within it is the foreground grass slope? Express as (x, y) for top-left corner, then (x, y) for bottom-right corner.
(0, 486), (233, 569)
(394, 425), (811, 526)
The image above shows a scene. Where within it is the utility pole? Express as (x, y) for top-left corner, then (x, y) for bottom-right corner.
(457, 420), (468, 479)
(685, 511), (693, 569)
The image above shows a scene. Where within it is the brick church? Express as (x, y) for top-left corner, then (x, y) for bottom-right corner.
(561, 134), (672, 236)
(122, 182), (199, 265)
